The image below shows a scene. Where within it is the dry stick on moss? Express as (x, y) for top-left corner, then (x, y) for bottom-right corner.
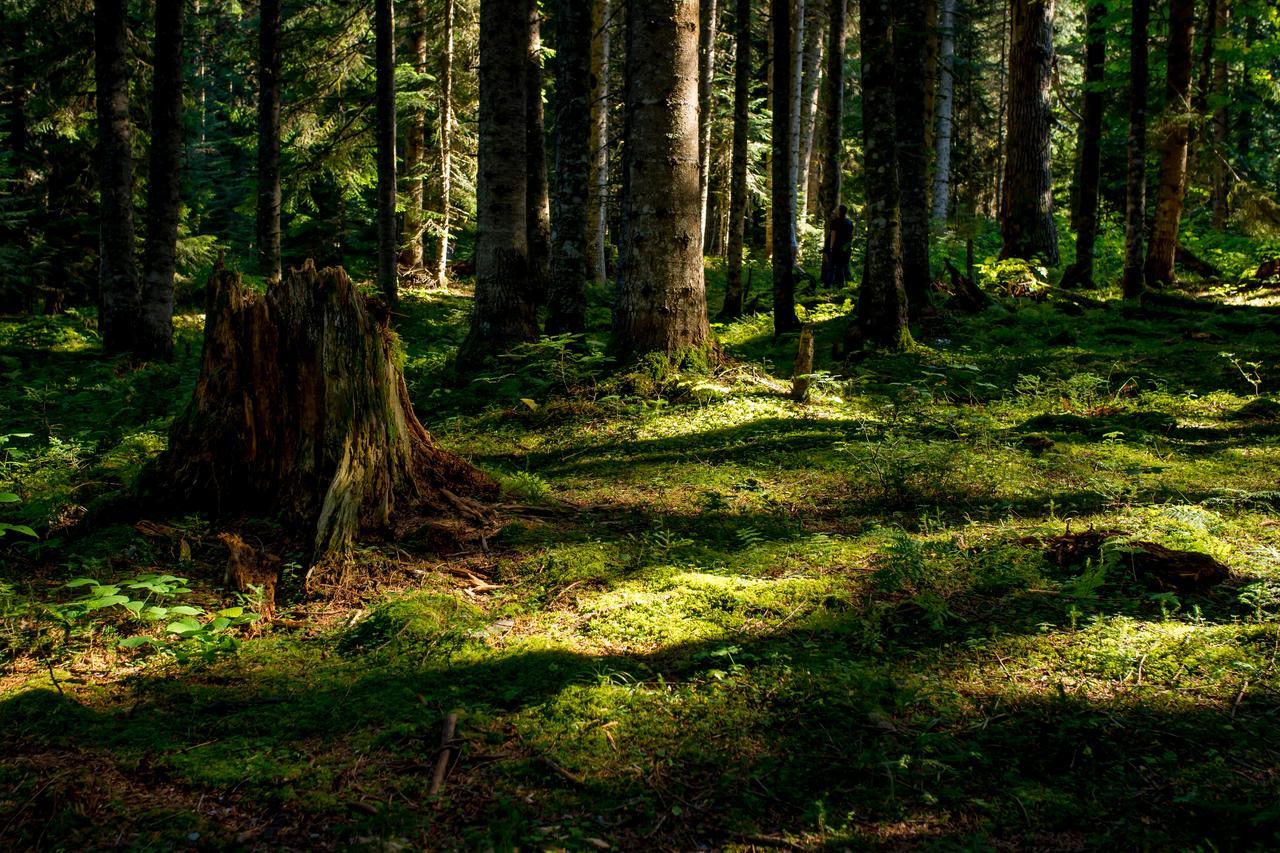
(429, 710), (460, 799)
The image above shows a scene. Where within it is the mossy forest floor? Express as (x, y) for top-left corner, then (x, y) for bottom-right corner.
(2, 265), (1280, 850)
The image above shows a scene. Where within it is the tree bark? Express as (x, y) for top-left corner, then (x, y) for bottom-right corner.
(999, 0), (1058, 264)
(797, 4), (825, 221)
(375, 0), (397, 305)
(929, 0), (956, 224)
(459, 0), (537, 366)
(435, 0), (455, 287)
(772, 0), (801, 333)
(145, 262), (498, 584)
(1060, 0), (1105, 289)
(256, 0), (282, 283)
(95, 0), (138, 355)
(614, 0), (710, 359)
(526, 0), (552, 304)
(1210, 0), (1230, 228)
(848, 0), (910, 351)
(1144, 0), (1194, 288)
(138, 0), (184, 361)
(401, 0), (428, 272)
(788, 0), (806, 252)
(923, 0), (938, 153)
(547, 0), (593, 335)
(765, 18), (774, 258)
(588, 0), (613, 283)
(1121, 0), (1149, 299)
(894, 0), (932, 317)
(720, 0), (751, 320)
(698, 0), (719, 242)
(817, 0), (847, 222)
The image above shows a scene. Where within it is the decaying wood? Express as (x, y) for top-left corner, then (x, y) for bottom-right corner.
(143, 262), (498, 583)
(790, 326), (815, 402)
(1174, 243), (1222, 279)
(1035, 528), (1230, 592)
(941, 259), (993, 312)
(1037, 528), (1125, 568)
(429, 710), (460, 798)
(1116, 542), (1231, 592)
(218, 532), (280, 618)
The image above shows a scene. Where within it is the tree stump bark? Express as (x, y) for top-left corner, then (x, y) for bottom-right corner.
(144, 262), (498, 582)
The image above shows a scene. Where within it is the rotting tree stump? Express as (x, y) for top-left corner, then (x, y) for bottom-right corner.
(143, 261), (498, 586)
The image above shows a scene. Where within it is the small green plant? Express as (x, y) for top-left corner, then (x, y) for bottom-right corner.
(44, 573), (257, 666)
(1221, 352), (1264, 396)
(0, 490), (36, 539)
(1237, 580), (1280, 622)
(501, 469), (552, 502)
(626, 523), (695, 569)
(1148, 591), (1182, 621)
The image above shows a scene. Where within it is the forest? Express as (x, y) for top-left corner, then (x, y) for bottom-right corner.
(2, 0), (1280, 847)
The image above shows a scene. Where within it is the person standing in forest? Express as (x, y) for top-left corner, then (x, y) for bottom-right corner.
(822, 205), (855, 288)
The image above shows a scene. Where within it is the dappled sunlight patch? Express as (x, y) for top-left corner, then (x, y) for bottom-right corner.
(571, 569), (841, 652)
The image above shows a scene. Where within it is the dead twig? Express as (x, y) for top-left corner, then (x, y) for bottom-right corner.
(428, 710), (460, 799)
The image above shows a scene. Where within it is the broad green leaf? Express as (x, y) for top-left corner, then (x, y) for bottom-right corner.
(166, 617), (203, 635)
(217, 607), (244, 618)
(169, 605), (204, 616)
(119, 636), (160, 648)
(64, 578), (100, 588)
(86, 594), (130, 610)
(0, 493), (19, 503)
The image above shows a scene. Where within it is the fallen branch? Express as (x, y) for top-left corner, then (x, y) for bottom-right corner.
(428, 710), (460, 799)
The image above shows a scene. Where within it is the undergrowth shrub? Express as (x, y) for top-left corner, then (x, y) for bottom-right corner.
(841, 431), (1000, 510)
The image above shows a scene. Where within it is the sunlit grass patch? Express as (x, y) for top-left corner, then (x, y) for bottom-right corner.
(571, 569), (843, 652)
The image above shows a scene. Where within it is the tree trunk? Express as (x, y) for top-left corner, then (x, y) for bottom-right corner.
(923, 0), (938, 153)
(614, 0), (710, 359)
(721, 0), (751, 320)
(588, 0), (613, 283)
(929, 0), (956, 224)
(1000, 0), (1058, 264)
(765, 19), (774, 258)
(848, 0), (910, 351)
(895, 0), (932, 317)
(401, 0), (428, 272)
(145, 262), (498, 585)
(772, 0), (801, 333)
(817, 0), (847, 222)
(459, 0), (536, 366)
(698, 0), (719, 242)
(435, 0), (455, 287)
(95, 0), (138, 355)
(256, 0), (282, 283)
(1144, 0), (1194, 288)
(138, 0), (184, 361)
(526, 0), (552, 304)
(797, 4), (825, 221)
(1121, 0), (1149, 299)
(1060, 0), (1105, 289)
(994, 0), (1008, 219)
(547, 0), (593, 334)
(1210, 0), (1230, 228)
(788, 0), (806, 253)
(375, 0), (397, 305)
